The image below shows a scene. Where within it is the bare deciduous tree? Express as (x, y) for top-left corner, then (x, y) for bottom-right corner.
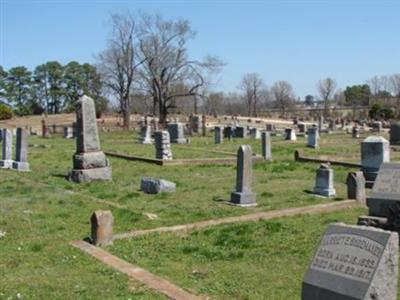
(238, 73), (264, 116)
(97, 13), (143, 130)
(317, 77), (337, 118)
(271, 80), (295, 117)
(390, 74), (400, 97)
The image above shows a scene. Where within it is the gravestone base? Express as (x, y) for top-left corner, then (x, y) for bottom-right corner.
(0, 160), (13, 169)
(313, 187), (336, 198)
(230, 192), (257, 206)
(357, 215), (388, 228)
(69, 167), (112, 183)
(12, 161), (30, 171)
(73, 151), (108, 169)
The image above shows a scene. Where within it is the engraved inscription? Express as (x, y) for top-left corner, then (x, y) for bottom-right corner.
(310, 233), (384, 283)
(373, 169), (400, 195)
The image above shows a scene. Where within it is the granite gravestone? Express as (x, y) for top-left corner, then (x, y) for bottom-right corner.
(298, 123), (307, 134)
(261, 131), (272, 161)
(361, 136), (390, 186)
(214, 126), (223, 144)
(167, 123), (187, 144)
(367, 162), (400, 218)
(0, 128), (13, 169)
(285, 128), (297, 141)
(307, 127), (319, 148)
(154, 131), (173, 160)
(191, 115), (202, 134)
(138, 125), (153, 144)
(346, 171), (366, 204)
(69, 96), (112, 183)
(63, 126), (74, 139)
(235, 126), (247, 138)
(389, 122), (400, 145)
(352, 126), (360, 138)
(91, 210), (113, 246)
(302, 223), (398, 300)
(249, 128), (261, 139)
(313, 163), (336, 197)
(230, 145), (257, 206)
(41, 118), (50, 138)
(12, 128), (29, 171)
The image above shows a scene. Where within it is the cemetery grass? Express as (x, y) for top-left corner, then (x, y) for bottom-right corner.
(0, 131), (386, 299)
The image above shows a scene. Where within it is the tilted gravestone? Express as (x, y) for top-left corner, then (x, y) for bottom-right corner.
(167, 123), (187, 144)
(12, 128), (30, 171)
(307, 127), (319, 148)
(361, 136), (390, 187)
(230, 145), (256, 206)
(313, 163), (336, 197)
(214, 126), (223, 144)
(91, 210), (113, 247)
(261, 131), (272, 161)
(346, 171), (366, 204)
(69, 96), (112, 183)
(302, 223), (398, 300)
(367, 162), (400, 219)
(154, 131), (173, 160)
(0, 128), (13, 169)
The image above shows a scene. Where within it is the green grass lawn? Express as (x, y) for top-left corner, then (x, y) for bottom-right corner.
(0, 130), (395, 299)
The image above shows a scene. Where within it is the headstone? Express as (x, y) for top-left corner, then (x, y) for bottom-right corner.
(313, 163), (336, 197)
(266, 124), (274, 132)
(154, 131), (173, 160)
(140, 177), (176, 194)
(352, 126), (360, 138)
(284, 128), (297, 141)
(223, 126), (234, 141)
(372, 121), (382, 133)
(138, 125), (153, 144)
(41, 118), (50, 138)
(91, 210), (113, 247)
(389, 122), (400, 145)
(235, 126), (247, 138)
(361, 136), (390, 185)
(214, 126), (223, 144)
(367, 162), (400, 218)
(69, 95), (112, 183)
(318, 115), (324, 130)
(63, 126), (74, 139)
(191, 115), (202, 134)
(298, 123), (307, 134)
(307, 127), (319, 148)
(346, 171), (366, 204)
(249, 128), (261, 139)
(261, 131), (272, 161)
(12, 128), (29, 171)
(167, 123), (187, 144)
(0, 128), (13, 169)
(230, 145), (257, 206)
(302, 223), (398, 300)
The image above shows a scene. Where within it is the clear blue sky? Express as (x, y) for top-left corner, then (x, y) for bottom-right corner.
(1, 0), (399, 98)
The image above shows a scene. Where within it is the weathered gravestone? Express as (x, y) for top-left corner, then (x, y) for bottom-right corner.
(0, 128), (13, 169)
(12, 128), (30, 171)
(91, 210), (113, 246)
(214, 126), (223, 144)
(223, 126), (234, 141)
(346, 171), (366, 204)
(389, 122), (400, 145)
(313, 163), (336, 197)
(138, 125), (153, 144)
(41, 118), (50, 138)
(63, 126), (74, 139)
(372, 121), (382, 133)
(302, 223), (398, 300)
(307, 127), (319, 148)
(230, 145), (257, 206)
(249, 128), (261, 139)
(154, 131), (173, 160)
(298, 123), (307, 134)
(69, 96), (112, 183)
(235, 126), (247, 138)
(284, 128), (297, 141)
(367, 162), (400, 220)
(318, 115), (324, 130)
(191, 115), (202, 134)
(140, 177), (176, 194)
(352, 126), (360, 138)
(167, 123), (187, 144)
(361, 136), (390, 187)
(261, 131), (272, 161)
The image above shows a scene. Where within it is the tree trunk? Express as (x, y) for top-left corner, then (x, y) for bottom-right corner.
(123, 99), (130, 130)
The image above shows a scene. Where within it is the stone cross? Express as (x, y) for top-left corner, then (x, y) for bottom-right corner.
(214, 126), (223, 144)
(0, 128), (13, 169)
(230, 145), (256, 206)
(154, 131), (173, 160)
(12, 128), (29, 171)
(91, 210), (113, 246)
(69, 95), (112, 183)
(313, 163), (336, 197)
(261, 131), (272, 161)
(307, 127), (319, 148)
(346, 171), (366, 204)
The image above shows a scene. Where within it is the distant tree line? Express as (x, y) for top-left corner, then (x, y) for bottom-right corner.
(0, 62), (107, 117)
